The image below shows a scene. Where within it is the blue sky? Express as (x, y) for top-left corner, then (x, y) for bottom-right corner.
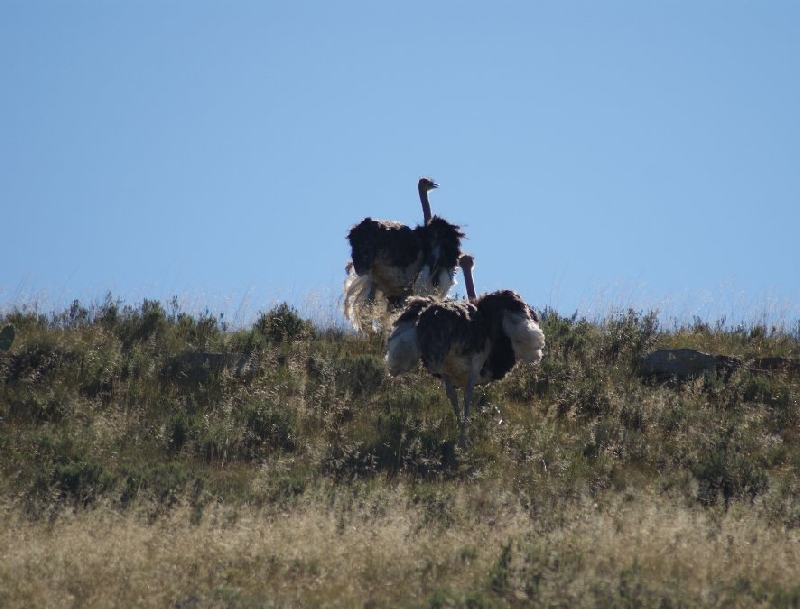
(2, 1), (799, 329)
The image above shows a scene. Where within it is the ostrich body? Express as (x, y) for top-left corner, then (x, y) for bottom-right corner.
(344, 177), (464, 332)
(386, 255), (545, 445)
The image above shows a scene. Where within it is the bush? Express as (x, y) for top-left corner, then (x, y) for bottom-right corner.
(120, 462), (205, 510)
(239, 399), (298, 456)
(254, 303), (315, 343)
(337, 354), (385, 397)
(693, 445), (769, 508)
(0, 324), (15, 351)
(53, 460), (116, 508)
(603, 309), (659, 362)
(123, 299), (168, 346)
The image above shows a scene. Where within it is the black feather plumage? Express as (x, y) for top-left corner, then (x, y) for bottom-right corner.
(343, 178), (464, 331)
(385, 255), (545, 445)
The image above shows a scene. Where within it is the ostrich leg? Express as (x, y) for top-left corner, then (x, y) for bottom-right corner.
(443, 378), (461, 428)
(460, 360), (479, 446)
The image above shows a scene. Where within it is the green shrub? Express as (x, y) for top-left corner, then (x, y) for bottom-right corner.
(238, 399), (298, 457)
(254, 303), (315, 343)
(53, 459), (115, 508)
(337, 354), (385, 397)
(603, 308), (660, 362)
(693, 446), (769, 507)
(0, 324), (15, 351)
(489, 539), (514, 594)
(119, 461), (205, 509)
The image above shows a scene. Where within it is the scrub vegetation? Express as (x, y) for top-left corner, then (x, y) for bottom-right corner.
(1, 296), (799, 607)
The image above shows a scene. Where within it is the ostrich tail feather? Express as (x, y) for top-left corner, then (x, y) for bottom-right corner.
(503, 311), (546, 365)
(386, 320), (420, 376)
(343, 271), (377, 333)
(413, 266), (456, 299)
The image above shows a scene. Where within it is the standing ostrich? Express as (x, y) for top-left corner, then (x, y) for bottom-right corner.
(343, 177), (464, 332)
(386, 254), (545, 445)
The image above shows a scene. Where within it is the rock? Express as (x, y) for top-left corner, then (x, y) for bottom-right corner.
(749, 357), (800, 374)
(637, 349), (742, 382)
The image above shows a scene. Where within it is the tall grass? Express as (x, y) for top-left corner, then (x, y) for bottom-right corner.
(1, 297), (799, 606)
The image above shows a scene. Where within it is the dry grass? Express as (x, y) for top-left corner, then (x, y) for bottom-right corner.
(2, 485), (800, 608)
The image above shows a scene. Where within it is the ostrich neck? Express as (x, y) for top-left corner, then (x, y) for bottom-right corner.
(462, 263), (477, 301)
(418, 186), (432, 224)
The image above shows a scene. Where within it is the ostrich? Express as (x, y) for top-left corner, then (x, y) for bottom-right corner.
(343, 177), (464, 332)
(386, 254), (545, 445)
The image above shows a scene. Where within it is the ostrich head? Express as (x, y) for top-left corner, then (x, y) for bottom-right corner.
(418, 177), (439, 192)
(418, 177), (438, 224)
(458, 254), (477, 301)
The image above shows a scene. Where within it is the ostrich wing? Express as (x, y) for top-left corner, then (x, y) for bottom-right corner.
(348, 219), (423, 276)
(419, 217), (464, 288)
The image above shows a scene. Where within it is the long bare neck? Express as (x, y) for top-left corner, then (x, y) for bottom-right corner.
(459, 257), (477, 301)
(418, 183), (432, 224)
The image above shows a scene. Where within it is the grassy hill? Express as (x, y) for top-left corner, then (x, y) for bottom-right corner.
(1, 297), (799, 607)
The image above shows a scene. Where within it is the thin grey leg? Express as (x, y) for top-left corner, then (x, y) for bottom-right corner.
(444, 378), (460, 425)
(460, 368), (479, 447)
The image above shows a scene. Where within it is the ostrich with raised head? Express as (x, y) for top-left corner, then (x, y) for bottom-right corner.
(386, 254), (545, 445)
(343, 177), (464, 332)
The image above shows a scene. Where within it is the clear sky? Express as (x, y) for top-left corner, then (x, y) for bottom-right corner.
(2, 1), (799, 329)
